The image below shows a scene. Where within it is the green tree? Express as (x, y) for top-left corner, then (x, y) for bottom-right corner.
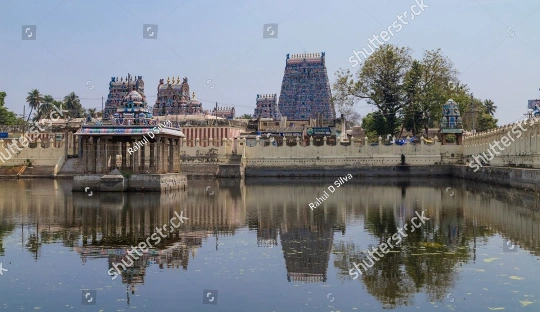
(33, 94), (54, 121)
(483, 99), (497, 116)
(401, 60), (424, 136)
(239, 114), (253, 119)
(362, 112), (389, 142)
(416, 49), (458, 134)
(26, 89), (43, 123)
(63, 92), (84, 118)
(334, 44), (412, 136)
(476, 112), (498, 132)
(0, 92), (18, 125)
(87, 108), (97, 118)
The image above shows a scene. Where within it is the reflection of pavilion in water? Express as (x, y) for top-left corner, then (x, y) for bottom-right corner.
(68, 184), (245, 289)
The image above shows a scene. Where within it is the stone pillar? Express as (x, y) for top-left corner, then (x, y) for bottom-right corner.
(133, 140), (139, 174)
(149, 142), (155, 172)
(78, 134), (82, 158)
(140, 143), (146, 172)
(72, 132), (77, 156)
(156, 138), (161, 173)
(168, 138), (174, 172)
(98, 137), (105, 173)
(91, 137), (97, 173)
(161, 138), (166, 173)
(82, 137), (88, 173)
(64, 130), (68, 159)
(96, 137), (102, 173)
(121, 142), (127, 170)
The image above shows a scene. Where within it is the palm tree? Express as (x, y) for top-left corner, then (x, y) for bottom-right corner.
(35, 94), (54, 121)
(63, 92), (83, 118)
(88, 108), (97, 118)
(483, 99), (497, 116)
(26, 89), (43, 123)
(239, 114), (253, 119)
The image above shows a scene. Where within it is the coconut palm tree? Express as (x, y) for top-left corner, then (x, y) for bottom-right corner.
(239, 114), (253, 119)
(26, 89), (43, 123)
(34, 94), (55, 121)
(483, 99), (497, 116)
(63, 92), (84, 118)
(88, 108), (97, 118)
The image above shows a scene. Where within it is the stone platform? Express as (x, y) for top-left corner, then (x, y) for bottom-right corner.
(73, 172), (187, 192)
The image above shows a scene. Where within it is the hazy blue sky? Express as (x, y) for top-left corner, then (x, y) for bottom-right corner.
(1, 0), (539, 125)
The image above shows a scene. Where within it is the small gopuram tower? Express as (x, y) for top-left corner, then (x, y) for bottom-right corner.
(73, 78), (186, 192)
(254, 94), (281, 120)
(439, 99), (464, 145)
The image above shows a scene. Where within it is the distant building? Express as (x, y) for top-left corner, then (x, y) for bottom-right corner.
(254, 94), (281, 120)
(103, 74), (145, 120)
(153, 77), (202, 116)
(278, 53), (335, 121)
(212, 106), (235, 120)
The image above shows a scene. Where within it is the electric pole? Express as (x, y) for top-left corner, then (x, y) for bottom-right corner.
(469, 94), (476, 134)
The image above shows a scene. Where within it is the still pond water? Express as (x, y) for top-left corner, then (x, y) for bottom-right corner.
(0, 178), (539, 311)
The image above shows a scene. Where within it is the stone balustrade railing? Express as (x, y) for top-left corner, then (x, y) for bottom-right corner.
(463, 118), (540, 167)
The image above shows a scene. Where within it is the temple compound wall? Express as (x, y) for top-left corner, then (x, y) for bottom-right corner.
(242, 136), (462, 169)
(0, 138), (65, 166)
(462, 118), (540, 169)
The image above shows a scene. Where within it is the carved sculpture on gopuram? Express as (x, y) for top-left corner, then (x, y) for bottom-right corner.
(278, 52), (335, 121)
(153, 76), (202, 116)
(103, 74), (145, 120)
(254, 94), (281, 120)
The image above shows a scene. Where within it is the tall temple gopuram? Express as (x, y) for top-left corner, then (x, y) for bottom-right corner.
(278, 53), (335, 121)
(253, 94), (281, 120)
(103, 74), (145, 120)
(153, 77), (202, 116)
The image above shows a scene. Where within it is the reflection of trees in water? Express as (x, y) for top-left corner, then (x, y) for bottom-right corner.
(0, 221), (15, 256)
(333, 206), (475, 308)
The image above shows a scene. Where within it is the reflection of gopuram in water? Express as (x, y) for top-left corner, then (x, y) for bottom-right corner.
(245, 182), (343, 283)
(1, 179), (540, 309)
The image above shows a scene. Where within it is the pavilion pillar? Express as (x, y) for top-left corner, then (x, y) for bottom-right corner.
(96, 138), (102, 173)
(91, 137), (97, 174)
(176, 138), (181, 172)
(168, 138), (173, 173)
(78, 134), (82, 158)
(161, 137), (166, 173)
(156, 139), (161, 174)
(82, 136), (88, 173)
(72, 132), (77, 156)
(133, 140), (139, 174)
(140, 143), (146, 172)
(149, 142), (156, 173)
(121, 141), (127, 170)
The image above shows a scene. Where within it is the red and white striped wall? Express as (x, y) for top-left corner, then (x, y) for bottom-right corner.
(181, 127), (242, 147)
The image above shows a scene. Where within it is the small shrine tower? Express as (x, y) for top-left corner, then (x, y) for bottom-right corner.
(439, 99), (464, 145)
